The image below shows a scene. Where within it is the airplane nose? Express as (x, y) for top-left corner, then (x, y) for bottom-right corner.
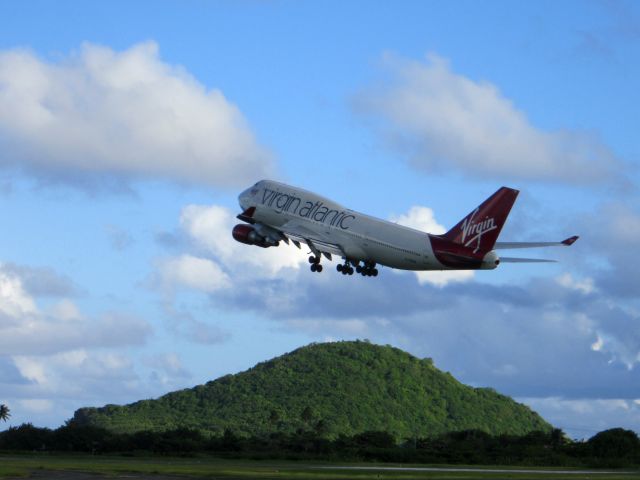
(238, 189), (250, 209)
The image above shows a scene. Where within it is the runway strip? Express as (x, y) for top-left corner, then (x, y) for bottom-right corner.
(317, 465), (635, 475)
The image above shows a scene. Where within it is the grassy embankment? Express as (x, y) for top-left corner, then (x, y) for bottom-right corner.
(0, 454), (638, 480)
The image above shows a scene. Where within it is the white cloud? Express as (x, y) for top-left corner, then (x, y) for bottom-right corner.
(590, 329), (640, 371)
(390, 205), (474, 286)
(0, 269), (37, 318)
(12, 350), (141, 402)
(180, 204), (308, 277)
(556, 273), (595, 294)
(160, 254), (230, 293)
(1, 263), (77, 298)
(356, 53), (618, 184)
(0, 262), (203, 428)
(0, 42), (273, 188)
(390, 206), (445, 235)
(13, 356), (47, 384)
(414, 270), (474, 287)
(0, 310), (151, 356)
(0, 264), (151, 355)
(3, 346), (198, 428)
(180, 205), (237, 259)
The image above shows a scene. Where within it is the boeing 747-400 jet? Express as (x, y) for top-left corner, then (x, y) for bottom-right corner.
(232, 180), (578, 276)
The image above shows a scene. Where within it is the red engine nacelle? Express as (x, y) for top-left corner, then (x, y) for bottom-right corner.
(232, 224), (270, 248)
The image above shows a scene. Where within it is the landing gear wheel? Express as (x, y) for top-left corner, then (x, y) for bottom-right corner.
(337, 264), (343, 272)
(316, 264), (323, 273)
(310, 263), (317, 272)
(372, 268), (378, 277)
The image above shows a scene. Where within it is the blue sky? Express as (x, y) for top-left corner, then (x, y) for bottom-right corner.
(0, 0), (639, 439)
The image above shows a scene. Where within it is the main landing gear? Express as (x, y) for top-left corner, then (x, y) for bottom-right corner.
(357, 261), (378, 277)
(308, 255), (323, 273)
(337, 260), (378, 277)
(309, 255), (378, 277)
(336, 260), (354, 275)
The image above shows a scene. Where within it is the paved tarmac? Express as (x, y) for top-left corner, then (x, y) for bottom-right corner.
(321, 465), (633, 475)
(9, 465), (638, 479)
(7, 471), (193, 480)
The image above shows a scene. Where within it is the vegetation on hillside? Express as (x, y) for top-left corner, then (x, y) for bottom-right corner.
(72, 341), (550, 438)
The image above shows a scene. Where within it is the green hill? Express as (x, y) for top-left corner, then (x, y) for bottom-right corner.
(72, 341), (551, 438)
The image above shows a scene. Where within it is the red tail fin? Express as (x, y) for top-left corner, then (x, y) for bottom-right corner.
(442, 187), (519, 253)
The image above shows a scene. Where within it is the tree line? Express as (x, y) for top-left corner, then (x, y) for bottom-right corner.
(1, 421), (639, 468)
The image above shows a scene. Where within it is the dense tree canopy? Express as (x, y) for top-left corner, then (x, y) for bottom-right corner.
(588, 428), (640, 459)
(1, 423), (638, 468)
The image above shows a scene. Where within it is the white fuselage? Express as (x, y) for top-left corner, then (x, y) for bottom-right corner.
(239, 180), (443, 270)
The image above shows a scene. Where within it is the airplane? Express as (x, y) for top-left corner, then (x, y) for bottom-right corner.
(232, 180), (578, 276)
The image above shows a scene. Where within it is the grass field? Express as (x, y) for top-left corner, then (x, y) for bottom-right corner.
(0, 454), (638, 480)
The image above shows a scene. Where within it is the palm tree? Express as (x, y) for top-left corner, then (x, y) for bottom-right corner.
(0, 404), (10, 422)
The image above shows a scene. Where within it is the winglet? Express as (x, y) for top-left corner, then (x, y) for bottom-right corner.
(561, 235), (579, 246)
(236, 207), (256, 224)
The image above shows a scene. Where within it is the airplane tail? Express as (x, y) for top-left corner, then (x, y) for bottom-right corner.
(442, 187), (519, 254)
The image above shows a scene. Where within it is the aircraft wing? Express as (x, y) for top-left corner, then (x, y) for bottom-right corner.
(494, 236), (579, 249)
(278, 220), (347, 259)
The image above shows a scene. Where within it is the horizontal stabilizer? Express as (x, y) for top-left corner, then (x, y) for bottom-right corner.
(495, 236), (579, 249)
(500, 257), (557, 263)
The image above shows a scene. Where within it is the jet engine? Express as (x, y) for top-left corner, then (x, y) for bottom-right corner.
(232, 224), (279, 248)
